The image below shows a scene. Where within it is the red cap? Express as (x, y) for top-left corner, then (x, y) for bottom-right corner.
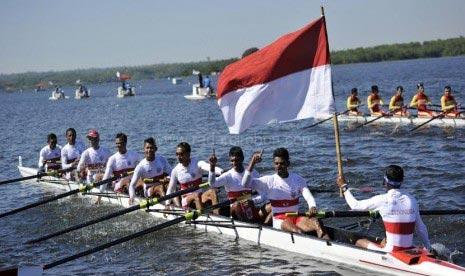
(87, 129), (99, 138)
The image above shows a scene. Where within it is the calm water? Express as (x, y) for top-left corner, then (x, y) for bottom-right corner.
(1, 56), (465, 275)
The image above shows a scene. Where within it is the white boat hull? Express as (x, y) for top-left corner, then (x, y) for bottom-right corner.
(117, 87), (135, 98)
(185, 84), (213, 100)
(16, 164), (465, 275)
(334, 114), (465, 128)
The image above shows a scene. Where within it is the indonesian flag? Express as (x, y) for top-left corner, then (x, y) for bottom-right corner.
(217, 16), (335, 134)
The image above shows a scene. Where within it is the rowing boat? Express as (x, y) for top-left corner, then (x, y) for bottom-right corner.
(334, 114), (465, 128)
(16, 158), (465, 275)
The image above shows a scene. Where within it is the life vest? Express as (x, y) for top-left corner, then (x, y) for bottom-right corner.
(415, 92), (429, 111)
(368, 94), (381, 112)
(392, 95), (403, 107)
(443, 95), (456, 110)
(347, 95), (360, 111)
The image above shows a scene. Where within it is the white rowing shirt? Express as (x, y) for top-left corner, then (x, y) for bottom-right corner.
(102, 150), (140, 191)
(242, 171), (316, 214)
(38, 145), (62, 171)
(166, 158), (221, 206)
(61, 141), (85, 179)
(208, 168), (265, 204)
(128, 155), (172, 199)
(344, 188), (431, 252)
(76, 146), (111, 183)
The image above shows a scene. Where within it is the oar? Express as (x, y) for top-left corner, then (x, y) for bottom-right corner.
(355, 113), (391, 129)
(286, 209), (465, 219)
(302, 109), (350, 129)
(40, 195), (249, 271)
(0, 167), (75, 186)
(409, 113), (445, 132)
(27, 182), (211, 244)
(0, 172), (132, 219)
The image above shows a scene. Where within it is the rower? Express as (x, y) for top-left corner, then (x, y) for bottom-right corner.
(441, 85), (461, 118)
(337, 165), (433, 253)
(367, 85), (388, 116)
(165, 142), (222, 213)
(242, 148), (328, 238)
(101, 132), (140, 198)
(128, 137), (172, 205)
(346, 88), (362, 115)
(61, 128), (85, 180)
(409, 83), (438, 117)
(208, 146), (271, 224)
(76, 129), (111, 185)
(38, 133), (62, 173)
(389, 86), (409, 116)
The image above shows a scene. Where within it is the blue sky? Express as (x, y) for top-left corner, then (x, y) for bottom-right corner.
(1, 0), (464, 74)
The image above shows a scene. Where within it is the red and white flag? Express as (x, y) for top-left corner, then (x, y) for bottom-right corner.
(217, 16), (335, 134)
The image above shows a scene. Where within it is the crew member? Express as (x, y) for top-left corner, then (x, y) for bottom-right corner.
(389, 86), (409, 116)
(165, 142), (222, 213)
(242, 148), (328, 238)
(409, 83), (438, 117)
(76, 129), (111, 184)
(61, 128), (85, 180)
(346, 88), (362, 115)
(367, 85), (388, 116)
(337, 165), (432, 253)
(128, 137), (172, 205)
(101, 132), (140, 196)
(441, 86), (461, 118)
(208, 146), (271, 224)
(38, 133), (62, 173)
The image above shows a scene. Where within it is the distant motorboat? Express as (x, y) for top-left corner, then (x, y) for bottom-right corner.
(49, 90), (68, 100)
(75, 88), (90, 99)
(117, 86), (136, 98)
(172, 78), (183, 85)
(184, 84), (214, 100)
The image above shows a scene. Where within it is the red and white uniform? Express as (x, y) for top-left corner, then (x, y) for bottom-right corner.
(102, 150), (140, 192)
(209, 168), (265, 220)
(166, 158), (220, 208)
(38, 145), (62, 171)
(61, 141), (85, 179)
(76, 146), (111, 183)
(128, 155), (172, 199)
(242, 171), (316, 230)
(344, 188), (431, 252)
(209, 168), (265, 203)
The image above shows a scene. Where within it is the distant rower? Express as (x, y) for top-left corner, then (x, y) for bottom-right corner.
(409, 83), (438, 117)
(38, 133), (62, 173)
(367, 85), (388, 116)
(441, 85), (462, 118)
(346, 88), (362, 115)
(389, 86), (409, 116)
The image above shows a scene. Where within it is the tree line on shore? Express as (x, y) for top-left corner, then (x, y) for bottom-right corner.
(1, 36), (464, 91)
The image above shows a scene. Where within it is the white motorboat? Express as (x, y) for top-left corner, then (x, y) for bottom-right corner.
(185, 84), (214, 100)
